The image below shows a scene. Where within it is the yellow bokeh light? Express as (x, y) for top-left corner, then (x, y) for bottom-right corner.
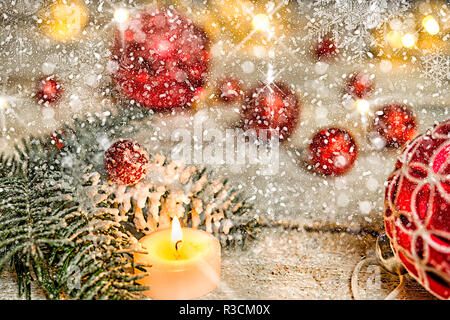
(386, 30), (403, 49)
(401, 33), (416, 48)
(0, 97), (8, 111)
(355, 99), (370, 115)
(40, 0), (88, 41)
(252, 13), (270, 32)
(422, 15), (440, 35)
(114, 8), (129, 24)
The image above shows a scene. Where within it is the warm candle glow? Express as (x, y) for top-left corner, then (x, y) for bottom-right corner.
(171, 216), (183, 248)
(422, 15), (440, 35)
(135, 225), (221, 299)
(252, 14), (270, 32)
(401, 33), (416, 48)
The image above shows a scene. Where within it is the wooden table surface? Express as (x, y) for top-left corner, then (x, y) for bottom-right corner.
(0, 225), (436, 300)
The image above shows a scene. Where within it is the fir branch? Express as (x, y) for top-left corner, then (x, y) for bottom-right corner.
(0, 162), (147, 299)
(54, 107), (153, 172)
(52, 167), (146, 300)
(0, 166), (73, 299)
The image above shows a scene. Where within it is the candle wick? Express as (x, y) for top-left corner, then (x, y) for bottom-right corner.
(175, 240), (182, 251)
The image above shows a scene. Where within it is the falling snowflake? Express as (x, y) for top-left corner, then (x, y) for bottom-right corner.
(0, 92), (25, 137)
(420, 53), (450, 87)
(302, 0), (410, 62)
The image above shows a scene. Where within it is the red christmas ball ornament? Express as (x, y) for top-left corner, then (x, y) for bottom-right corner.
(384, 119), (450, 299)
(241, 82), (300, 141)
(314, 37), (339, 60)
(110, 8), (210, 110)
(49, 129), (66, 150)
(345, 72), (374, 99)
(35, 75), (63, 105)
(217, 78), (243, 103)
(308, 127), (358, 176)
(104, 139), (149, 185)
(51, 136), (64, 150)
(372, 104), (417, 148)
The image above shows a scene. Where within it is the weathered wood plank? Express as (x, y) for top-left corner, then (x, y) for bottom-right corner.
(0, 227), (435, 300)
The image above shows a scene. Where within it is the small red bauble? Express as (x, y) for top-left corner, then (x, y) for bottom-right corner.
(315, 37), (339, 60)
(345, 72), (374, 99)
(384, 119), (450, 299)
(372, 104), (417, 148)
(104, 140), (149, 185)
(110, 8), (210, 110)
(241, 82), (300, 141)
(49, 130), (66, 150)
(308, 127), (358, 176)
(35, 75), (63, 105)
(217, 78), (243, 103)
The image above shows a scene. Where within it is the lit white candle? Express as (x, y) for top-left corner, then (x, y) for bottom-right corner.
(134, 217), (221, 300)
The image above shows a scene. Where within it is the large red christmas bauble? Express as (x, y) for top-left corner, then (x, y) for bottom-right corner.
(345, 72), (374, 99)
(308, 127), (358, 176)
(241, 82), (300, 141)
(384, 119), (450, 299)
(372, 104), (417, 148)
(35, 75), (63, 105)
(110, 8), (210, 110)
(104, 139), (149, 185)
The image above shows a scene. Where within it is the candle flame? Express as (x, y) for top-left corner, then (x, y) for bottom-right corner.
(171, 216), (183, 247)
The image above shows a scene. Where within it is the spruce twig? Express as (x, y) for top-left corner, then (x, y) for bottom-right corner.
(0, 166), (73, 299)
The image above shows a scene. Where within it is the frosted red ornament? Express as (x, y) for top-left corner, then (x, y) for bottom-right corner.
(217, 78), (243, 103)
(384, 119), (450, 299)
(104, 140), (149, 185)
(315, 37), (339, 60)
(372, 104), (417, 148)
(241, 82), (300, 141)
(49, 129), (66, 150)
(35, 75), (63, 105)
(110, 8), (210, 110)
(308, 127), (358, 176)
(345, 72), (374, 99)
